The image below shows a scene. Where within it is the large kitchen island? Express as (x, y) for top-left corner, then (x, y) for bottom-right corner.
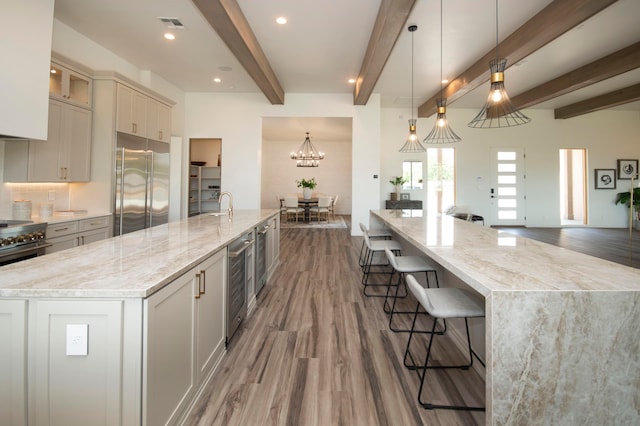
(0, 210), (280, 426)
(371, 209), (640, 425)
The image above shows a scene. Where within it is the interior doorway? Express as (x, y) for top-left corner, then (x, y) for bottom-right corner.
(559, 148), (587, 225)
(189, 138), (222, 216)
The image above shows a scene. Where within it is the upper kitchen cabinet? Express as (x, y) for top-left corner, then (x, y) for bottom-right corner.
(3, 99), (92, 182)
(147, 98), (171, 142)
(116, 83), (147, 137)
(49, 61), (92, 108)
(0, 0), (54, 140)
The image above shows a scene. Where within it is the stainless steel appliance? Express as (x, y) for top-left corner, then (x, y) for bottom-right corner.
(114, 132), (170, 236)
(0, 220), (49, 266)
(254, 221), (270, 295)
(227, 232), (254, 345)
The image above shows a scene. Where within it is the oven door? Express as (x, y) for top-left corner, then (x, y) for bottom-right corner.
(0, 242), (51, 267)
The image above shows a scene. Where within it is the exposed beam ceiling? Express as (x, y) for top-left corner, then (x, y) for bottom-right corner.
(554, 82), (640, 119)
(353, 0), (417, 105)
(418, 0), (619, 118)
(192, 0), (285, 104)
(512, 41), (640, 109)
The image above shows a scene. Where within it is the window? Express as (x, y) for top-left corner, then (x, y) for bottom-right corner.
(402, 161), (423, 190)
(426, 148), (455, 213)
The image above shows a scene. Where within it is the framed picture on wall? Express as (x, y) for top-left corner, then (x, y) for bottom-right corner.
(594, 169), (616, 189)
(617, 159), (638, 180)
(400, 193), (410, 200)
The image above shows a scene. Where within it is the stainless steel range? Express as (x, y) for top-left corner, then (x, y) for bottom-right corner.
(0, 220), (49, 266)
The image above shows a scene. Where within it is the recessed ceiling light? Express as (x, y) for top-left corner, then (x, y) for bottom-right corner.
(213, 77), (222, 83)
(164, 33), (175, 40)
(441, 79), (449, 84)
(50, 69), (57, 74)
(276, 16), (287, 25)
(348, 78), (356, 84)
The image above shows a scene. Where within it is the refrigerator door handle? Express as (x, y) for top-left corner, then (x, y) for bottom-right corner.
(117, 147), (126, 236)
(148, 150), (154, 227)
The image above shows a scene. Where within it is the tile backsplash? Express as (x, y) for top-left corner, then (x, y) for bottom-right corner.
(0, 183), (70, 219)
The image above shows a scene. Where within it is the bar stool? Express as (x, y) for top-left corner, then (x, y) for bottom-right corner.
(383, 248), (445, 334)
(403, 274), (485, 411)
(358, 222), (393, 268)
(361, 230), (402, 297)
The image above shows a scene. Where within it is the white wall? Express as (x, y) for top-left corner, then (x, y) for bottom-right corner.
(381, 107), (640, 227)
(184, 93), (381, 234)
(261, 137), (352, 215)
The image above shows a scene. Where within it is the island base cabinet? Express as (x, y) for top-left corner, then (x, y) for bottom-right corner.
(143, 248), (227, 425)
(29, 299), (142, 426)
(0, 300), (27, 426)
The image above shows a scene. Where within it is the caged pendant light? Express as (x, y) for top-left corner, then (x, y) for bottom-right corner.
(399, 25), (426, 153)
(290, 132), (325, 167)
(468, 0), (531, 128)
(424, 0), (461, 144)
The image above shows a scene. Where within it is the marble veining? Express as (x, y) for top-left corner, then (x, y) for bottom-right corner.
(371, 210), (640, 425)
(0, 210), (278, 298)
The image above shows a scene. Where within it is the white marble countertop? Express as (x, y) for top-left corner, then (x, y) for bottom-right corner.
(371, 209), (640, 296)
(0, 210), (278, 298)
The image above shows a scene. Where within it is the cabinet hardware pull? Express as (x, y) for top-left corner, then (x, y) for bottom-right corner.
(132, 123), (137, 134)
(195, 272), (201, 298)
(55, 227), (69, 232)
(159, 131), (163, 140)
(200, 270), (206, 295)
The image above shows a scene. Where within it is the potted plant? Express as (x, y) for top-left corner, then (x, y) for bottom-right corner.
(296, 177), (317, 199)
(389, 176), (407, 201)
(615, 187), (640, 229)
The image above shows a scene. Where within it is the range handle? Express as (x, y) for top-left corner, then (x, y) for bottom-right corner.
(228, 239), (255, 257)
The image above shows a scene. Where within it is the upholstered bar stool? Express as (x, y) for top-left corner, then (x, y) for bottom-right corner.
(360, 230), (402, 297)
(383, 248), (444, 334)
(403, 274), (485, 411)
(358, 222), (393, 268)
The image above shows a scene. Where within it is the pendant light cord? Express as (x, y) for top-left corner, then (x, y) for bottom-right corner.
(440, 0), (443, 100)
(411, 28), (414, 119)
(495, 0), (499, 60)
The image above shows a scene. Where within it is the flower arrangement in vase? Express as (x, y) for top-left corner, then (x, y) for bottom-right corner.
(296, 178), (317, 199)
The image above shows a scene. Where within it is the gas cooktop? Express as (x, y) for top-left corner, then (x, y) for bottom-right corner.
(0, 220), (34, 228)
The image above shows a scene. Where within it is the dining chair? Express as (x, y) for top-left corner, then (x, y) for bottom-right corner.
(328, 195), (338, 220)
(309, 196), (331, 222)
(276, 195), (287, 218)
(284, 196), (304, 222)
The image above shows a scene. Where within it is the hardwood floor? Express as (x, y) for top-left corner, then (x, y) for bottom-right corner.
(185, 219), (485, 425)
(493, 226), (640, 269)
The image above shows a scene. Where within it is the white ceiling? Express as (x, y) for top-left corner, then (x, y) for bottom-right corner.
(53, 0), (640, 139)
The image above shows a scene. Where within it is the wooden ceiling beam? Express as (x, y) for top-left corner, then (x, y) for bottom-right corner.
(554, 83), (640, 119)
(418, 0), (619, 118)
(353, 0), (417, 105)
(512, 42), (640, 109)
(192, 0), (285, 104)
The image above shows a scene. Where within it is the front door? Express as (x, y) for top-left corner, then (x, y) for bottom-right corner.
(490, 148), (526, 226)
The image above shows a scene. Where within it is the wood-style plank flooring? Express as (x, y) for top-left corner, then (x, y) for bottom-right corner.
(185, 217), (485, 425)
(493, 226), (640, 269)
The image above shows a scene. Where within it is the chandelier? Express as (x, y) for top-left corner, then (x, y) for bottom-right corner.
(399, 25), (426, 153)
(468, 0), (531, 128)
(290, 132), (324, 167)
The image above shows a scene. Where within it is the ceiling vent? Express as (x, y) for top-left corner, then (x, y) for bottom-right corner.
(158, 17), (185, 29)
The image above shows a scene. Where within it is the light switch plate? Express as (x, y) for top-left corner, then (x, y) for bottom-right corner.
(66, 324), (89, 356)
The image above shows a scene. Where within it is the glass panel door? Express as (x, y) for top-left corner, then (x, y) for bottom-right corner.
(491, 148), (526, 225)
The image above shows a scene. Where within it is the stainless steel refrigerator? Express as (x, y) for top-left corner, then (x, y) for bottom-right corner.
(114, 132), (170, 236)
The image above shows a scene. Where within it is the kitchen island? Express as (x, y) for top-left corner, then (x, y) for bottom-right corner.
(0, 210), (280, 426)
(371, 209), (640, 425)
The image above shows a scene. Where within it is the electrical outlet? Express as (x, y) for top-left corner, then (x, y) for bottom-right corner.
(66, 324), (89, 356)
(48, 190), (56, 201)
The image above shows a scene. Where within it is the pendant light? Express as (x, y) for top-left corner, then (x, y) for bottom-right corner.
(424, 0), (461, 144)
(468, 0), (531, 128)
(399, 25), (426, 153)
(290, 132), (324, 167)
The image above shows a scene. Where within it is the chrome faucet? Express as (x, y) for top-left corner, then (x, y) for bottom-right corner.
(218, 191), (233, 216)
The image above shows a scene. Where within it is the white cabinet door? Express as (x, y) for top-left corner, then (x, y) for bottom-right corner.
(0, 300), (27, 426)
(144, 269), (196, 426)
(79, 227), (110, 246)
(46, 233), (79, 254)
(26, 100), (91, 182)
(117, 84), (147, 137)
(194, 249), (227, 384)
(147, 98), (171, 142)
(31, 300), (124, 426)
(49, 62), (92, 107)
